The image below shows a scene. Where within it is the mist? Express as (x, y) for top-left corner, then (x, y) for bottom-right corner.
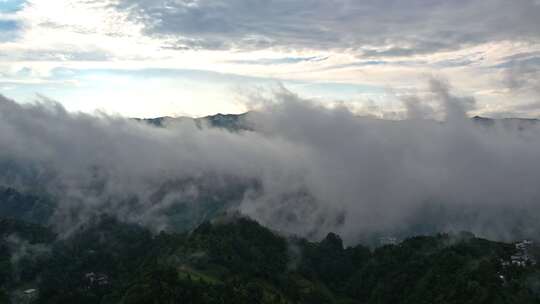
(1, 80), (540, 244)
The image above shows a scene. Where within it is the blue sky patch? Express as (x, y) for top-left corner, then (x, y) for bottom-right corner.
(0, 19), (21, 41)
(0, 19), (19, 31)
(0, 0), (26, 13)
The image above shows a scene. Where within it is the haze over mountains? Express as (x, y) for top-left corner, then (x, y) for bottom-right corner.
(141, 113), (540, 132)
(2, 0), (540, 302)
(1, 79), (540, 245)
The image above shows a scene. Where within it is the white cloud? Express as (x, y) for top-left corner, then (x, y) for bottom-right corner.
(2, 81), (540, 243)
(0, 0), (539, 117)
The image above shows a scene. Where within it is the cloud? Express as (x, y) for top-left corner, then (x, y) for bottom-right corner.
(229, 56), (328, 66)
(4, 234), (51, 280)
(1, 79), (540, 245)
(504, 58), (540, 91)
(0, 48), (112, 62)
(238, 83), (540, 243)
(116, 0), (540, 55)
(497, 52), (540, 116)
(0, 93), (308, 234)
(0, 0), (538, 120)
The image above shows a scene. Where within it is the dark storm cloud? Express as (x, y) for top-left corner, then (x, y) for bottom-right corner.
(1, 79), (540, 244)
(115, 0), (540, 54)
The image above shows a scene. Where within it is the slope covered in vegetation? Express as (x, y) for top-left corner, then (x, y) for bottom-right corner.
(0, 214), (539, 304)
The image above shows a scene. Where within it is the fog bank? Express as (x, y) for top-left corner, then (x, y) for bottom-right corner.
(1, 81), (540, 243)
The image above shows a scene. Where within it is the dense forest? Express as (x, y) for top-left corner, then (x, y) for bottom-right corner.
(1, 210), (540, 303)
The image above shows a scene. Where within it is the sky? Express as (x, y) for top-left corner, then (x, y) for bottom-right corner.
(0, 0), (540, 118)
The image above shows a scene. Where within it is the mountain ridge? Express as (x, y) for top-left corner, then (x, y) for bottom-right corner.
(136, 113), (540, 131)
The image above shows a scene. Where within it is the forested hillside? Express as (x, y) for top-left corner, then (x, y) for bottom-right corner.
(1, 214), (539, 304)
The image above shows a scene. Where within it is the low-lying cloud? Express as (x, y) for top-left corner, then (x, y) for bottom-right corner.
(1, 80), (540, 244)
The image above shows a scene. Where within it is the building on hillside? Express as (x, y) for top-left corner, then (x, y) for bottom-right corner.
(379, 236), (399, 246)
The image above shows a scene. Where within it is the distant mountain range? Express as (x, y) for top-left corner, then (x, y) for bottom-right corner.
(472, 116), (539, 129)
(136, 113), (540, 131)
(135, 113), (251, 131)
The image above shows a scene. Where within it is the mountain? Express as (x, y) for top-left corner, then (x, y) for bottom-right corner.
(0, 187), (54, 225)
(138, 113), (540, 132)
(472, 116), (539, 130)
(2, 112), (540, 303)
(0, 215), (539, 304)
(135, 113), (251, 131)
(0, 179), (251, 236)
